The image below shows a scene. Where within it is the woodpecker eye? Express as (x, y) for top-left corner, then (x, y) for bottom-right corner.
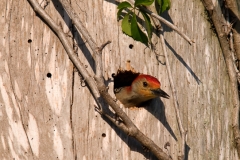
(114, 88), (122, 93)
(143, 82), (148, 87)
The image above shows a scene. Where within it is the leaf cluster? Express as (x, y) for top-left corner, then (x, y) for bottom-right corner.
(117, 0), (171, 45)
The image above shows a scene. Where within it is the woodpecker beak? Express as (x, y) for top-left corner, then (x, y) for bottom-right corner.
(151, 88), (170, 99)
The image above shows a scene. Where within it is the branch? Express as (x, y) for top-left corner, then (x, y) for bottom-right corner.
(95, 41), (111, 81)
(225, 7), (240, 83)
(27, 0), (172, 159)
(224, 0), (240, 74)
(228, 0), (240, 72)
(94, 104), (129, 132)
(141, 7), (194, 45)
(202, 0), (240, 157)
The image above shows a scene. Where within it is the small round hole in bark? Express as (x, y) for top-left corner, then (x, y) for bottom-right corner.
(129, 44), (133, 49)
(47, 73), (52, 78)
(102, 133), (106, 137)
(28, 39), (32, 43)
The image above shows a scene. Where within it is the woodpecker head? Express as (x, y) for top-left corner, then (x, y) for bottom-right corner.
(130, 74), (170, 101)
(113, 70), (169, 108)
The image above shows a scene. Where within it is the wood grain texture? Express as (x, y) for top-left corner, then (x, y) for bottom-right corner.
(0, 0), (238, 159)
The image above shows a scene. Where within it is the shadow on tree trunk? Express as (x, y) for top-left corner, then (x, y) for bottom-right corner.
(165, 40), (201, 85)
(146, 98), (178, 141)
(146, 99), (191, 160)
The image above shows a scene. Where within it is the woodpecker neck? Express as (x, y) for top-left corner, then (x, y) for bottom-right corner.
(116, 84), (156, 107)
(115, 86), (136, 107)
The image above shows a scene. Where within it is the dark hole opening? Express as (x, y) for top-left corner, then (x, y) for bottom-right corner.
(102, 133), (106, 137)
(129, 44), (133, 49)
(47, 73), (52, 78)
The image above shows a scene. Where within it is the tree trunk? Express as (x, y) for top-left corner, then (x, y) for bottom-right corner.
(0, 0), (238, 159)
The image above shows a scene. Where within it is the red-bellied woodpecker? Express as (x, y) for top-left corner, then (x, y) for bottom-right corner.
(112, 70), (169, 108)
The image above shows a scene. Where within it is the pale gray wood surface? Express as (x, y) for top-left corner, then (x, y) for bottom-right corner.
(0, 0), (238, 159)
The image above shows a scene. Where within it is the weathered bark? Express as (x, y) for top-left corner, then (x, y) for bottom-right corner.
(202, 0), (240, 157)
(0, 0), (238, 159)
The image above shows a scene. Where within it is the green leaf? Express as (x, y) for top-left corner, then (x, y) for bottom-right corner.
(122, 13), (132, 36)
(156, 0), (171, 14)
(162, 0), (171, 13)
(117, 2), (133, 20)
(117, 1), (132, 10)
(131, 13), (148, 44)
(134, 0), (154, 6)
(140, 10), (152, 39)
